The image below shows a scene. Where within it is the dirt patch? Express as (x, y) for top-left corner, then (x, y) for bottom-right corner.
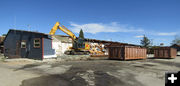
(15, 64), (40, 70)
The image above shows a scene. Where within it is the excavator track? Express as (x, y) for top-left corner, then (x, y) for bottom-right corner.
(64, 50), (90, 55)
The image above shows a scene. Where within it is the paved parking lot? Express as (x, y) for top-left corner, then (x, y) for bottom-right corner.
(0, 56), (180, 86)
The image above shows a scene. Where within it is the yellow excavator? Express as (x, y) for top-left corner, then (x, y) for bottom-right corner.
(49, 22), (90, 55)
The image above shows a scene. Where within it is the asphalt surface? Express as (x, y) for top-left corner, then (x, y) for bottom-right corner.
(1, 56), (180, 86)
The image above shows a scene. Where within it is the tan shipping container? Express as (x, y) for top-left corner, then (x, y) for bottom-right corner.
(154, 47), (176, 58)
(108, 46), (147, 60)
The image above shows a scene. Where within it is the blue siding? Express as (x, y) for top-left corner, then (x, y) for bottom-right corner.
(4, 32), (21, 57)
(4, 30), (52, 60)
(43, 38), (55, 56)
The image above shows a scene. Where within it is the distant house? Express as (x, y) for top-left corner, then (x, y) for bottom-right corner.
(171, 44), (180, 51)
(4, 29), (56, 60)
(171, 44), (180, 55)
(0, 36), (5, 53)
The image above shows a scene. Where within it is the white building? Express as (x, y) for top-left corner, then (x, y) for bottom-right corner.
(52, 35), (72, 56)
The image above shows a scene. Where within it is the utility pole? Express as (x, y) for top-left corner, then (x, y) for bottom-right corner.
(27, 24), (31, 31)
(14, 16), (16, 29)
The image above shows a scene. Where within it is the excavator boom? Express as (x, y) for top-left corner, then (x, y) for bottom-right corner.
(49, 21), (90, 55)
(49, 22), (76, 40)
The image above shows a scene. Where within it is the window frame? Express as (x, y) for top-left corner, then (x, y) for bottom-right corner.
(21, 40), (26, 48)
(33, 38), (41, 48)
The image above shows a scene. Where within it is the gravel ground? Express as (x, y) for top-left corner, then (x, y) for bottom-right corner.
(0, 54), (180, 86)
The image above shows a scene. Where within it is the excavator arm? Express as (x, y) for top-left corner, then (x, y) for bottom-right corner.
(49, 22), (77, 40)
(49, 21), (90, 55)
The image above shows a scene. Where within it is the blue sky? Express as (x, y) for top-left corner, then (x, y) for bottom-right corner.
(0, 0), (179, 46)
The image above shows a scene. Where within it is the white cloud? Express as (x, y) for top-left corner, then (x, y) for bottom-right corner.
(68, 22), (178, 38)
(69, 22), (144, 34)
(157, 32), (177, 36)
(135, 35), (144, 38)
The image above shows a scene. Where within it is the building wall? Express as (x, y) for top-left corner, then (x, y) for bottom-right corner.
(43, 38), (56, 58)
(4, 31), (43, 59)
(52, 41), (72, 56)
(4, 32), (18, 57)
(52, 36), (72, 56)
(61, 42), (72, 54)
(20, 33), (43, 59)
(52, 41), (62, 56)
(4, 30), (55, 60)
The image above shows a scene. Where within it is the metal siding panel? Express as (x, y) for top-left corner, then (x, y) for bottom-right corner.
(26, 36), (42, 60)
(43, 38), (55, 55)
(20, 34), (29, 58)
(132, 48), (134, 59)
(131, 47), (133, 59)
(4, 32), (21, 58)
(125, 47), (127, 60)
(125, 47), (128, 60)
(43, 38), (56, 59)
(124, 47), (126, 60)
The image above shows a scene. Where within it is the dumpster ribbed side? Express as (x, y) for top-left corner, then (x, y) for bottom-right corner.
(154, 47), (176, 58)
(108, 46), (146, 60)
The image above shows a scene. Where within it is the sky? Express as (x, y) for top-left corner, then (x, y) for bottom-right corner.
(0, 0), (180, 46)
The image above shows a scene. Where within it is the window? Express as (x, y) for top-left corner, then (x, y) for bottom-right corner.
(34, 38), (41, 48)
(21, 41), (26, 48)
